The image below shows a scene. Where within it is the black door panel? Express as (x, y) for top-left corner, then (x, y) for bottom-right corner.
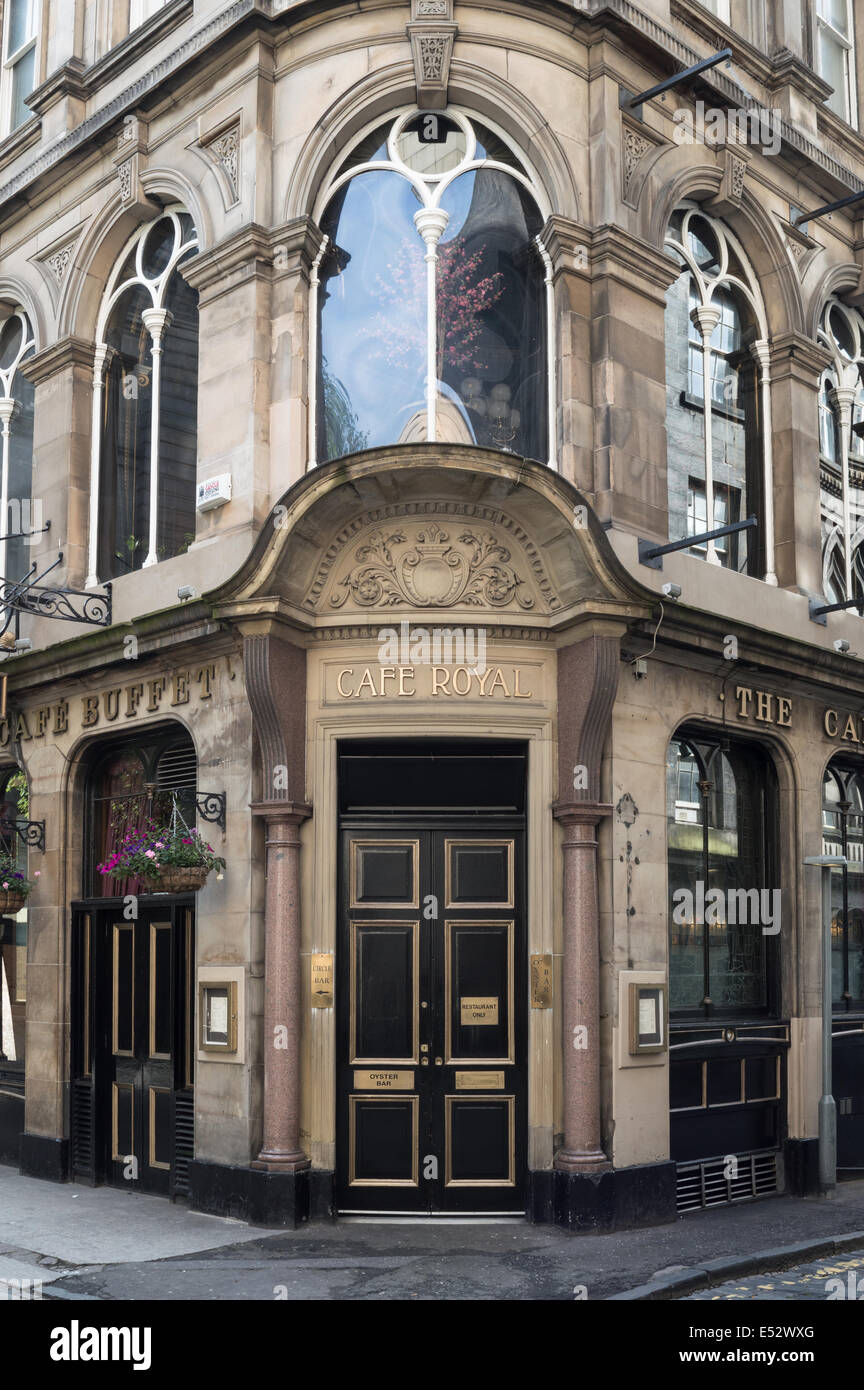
(337, 825), (526, 1213)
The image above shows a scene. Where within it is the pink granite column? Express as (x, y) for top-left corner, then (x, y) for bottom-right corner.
(553, 801), (611, 1172)
(251, 800), (311, 1172)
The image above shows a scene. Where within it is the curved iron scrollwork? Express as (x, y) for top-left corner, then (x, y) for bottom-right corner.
(18, 581), (112, 627)
(0, 818), (45, 852)
(195, 792), (226, 831)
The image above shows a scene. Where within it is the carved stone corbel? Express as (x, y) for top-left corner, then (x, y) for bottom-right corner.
(112, 113), (150, 211)
(407, 0), (457, 110)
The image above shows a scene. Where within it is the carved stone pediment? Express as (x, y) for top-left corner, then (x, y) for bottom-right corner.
(306, 505), (560, 615)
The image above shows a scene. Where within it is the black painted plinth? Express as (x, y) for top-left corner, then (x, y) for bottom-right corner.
(784, 1138), (819, 1195)
(19, 1132), (68, 1182)
(189, 1160), (336, 1227)
(547, 1160), (678, 1233)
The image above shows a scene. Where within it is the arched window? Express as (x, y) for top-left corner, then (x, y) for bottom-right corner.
(817, 300), (864, 611)
(311, 110), (551, 466)
(666, 732), (779, 1017)
(664, 206), (773, 580)
(90, 209), (199, 584)
(86, 730), (197, 897)
(0, 310), (35, 593)
(822, 762), (864, 1009)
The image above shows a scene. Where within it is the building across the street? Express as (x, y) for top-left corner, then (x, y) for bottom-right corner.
(0, 0), (862, 1230)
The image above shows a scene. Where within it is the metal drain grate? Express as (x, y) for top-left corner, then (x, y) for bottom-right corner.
(676, 1149), (779, 1212)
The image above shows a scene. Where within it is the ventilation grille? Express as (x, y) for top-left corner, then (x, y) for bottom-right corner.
(172, 1091), (195, 1197)
(70, 1079), (93, 1177)
(156, 745), (197, 790)
(676, 1149), (779, 1213)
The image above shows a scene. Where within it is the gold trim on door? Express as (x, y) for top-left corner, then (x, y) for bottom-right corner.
(112, 923), (134, 1057)
(348, 1094), (419, 1186)
(82, 914), (91, 1077)
(444, 1095), (515, 1187)
(350, 839), (420, 908)
(149, 922), (171, 1060)
(350, 919), (419, 1064)
(148, 1086), (171, 1170)
(445, 920), (515, 1064)
(111, 1081), (135, 1161)
(445, 839), (514, 908)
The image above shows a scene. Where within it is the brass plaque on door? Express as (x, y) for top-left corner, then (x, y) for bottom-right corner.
(454, 1071), (505, 1090)
(354, 1070), (414, 1090)
(530, 954), (553, 1009)
(311, 953), (333, 1008)
(460, 996), (498, 1026)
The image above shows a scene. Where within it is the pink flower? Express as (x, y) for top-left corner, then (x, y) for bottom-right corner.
(2, 882), (8, 889)
(144, 850), (156, 859)
(34, 871), (40, 878)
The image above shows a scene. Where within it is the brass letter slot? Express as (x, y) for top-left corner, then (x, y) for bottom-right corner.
(454, 1071), (505, 1091)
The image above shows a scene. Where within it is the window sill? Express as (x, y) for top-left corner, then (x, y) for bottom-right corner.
(83, 0), (192, 94)
(0, 114), (41, 174)
(679, 389), (745, 424)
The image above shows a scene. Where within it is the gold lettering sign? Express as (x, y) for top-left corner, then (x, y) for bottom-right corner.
(353, 1070), (414, 1090)
(334, 665), (533, 701)
(734, 685), (792, 727)
(454, 1071), (505, 1090)
(460, 996), (499, 1026)
(310, 953), (333, 1008)
(824, 708), (864, 744)
(530, 954), (553, 1009)
(0, 663), (220, 750)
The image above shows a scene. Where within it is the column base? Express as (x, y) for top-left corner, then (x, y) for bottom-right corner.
(189, 1159), (334, 1227)
(554, 1147), (611, 1174)
(252, 1150), (311, 1174)
(551, 1160), (677, 1233)
(19, 1133), (69, 1183)
(784, 1138), (819, 1195)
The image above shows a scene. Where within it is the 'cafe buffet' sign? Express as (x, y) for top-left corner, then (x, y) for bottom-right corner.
(0, 666), (216, 748)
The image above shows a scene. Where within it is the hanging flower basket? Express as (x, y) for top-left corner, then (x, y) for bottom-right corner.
(98, 815), (226, 894)
(0, 888), (27, 914)
(139, 864), (212, 894)
(0, 857), (39, 915)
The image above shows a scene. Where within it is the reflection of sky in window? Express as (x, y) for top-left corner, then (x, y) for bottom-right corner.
(322, 172), (426, 446)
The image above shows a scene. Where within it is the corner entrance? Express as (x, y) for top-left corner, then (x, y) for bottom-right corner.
(335, 742), (527, 1214)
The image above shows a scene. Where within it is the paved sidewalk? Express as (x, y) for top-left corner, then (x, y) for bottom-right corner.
(3, 1166), (864, 1300)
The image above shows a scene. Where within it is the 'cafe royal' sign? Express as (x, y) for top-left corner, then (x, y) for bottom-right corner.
(0, 665), (216, 748)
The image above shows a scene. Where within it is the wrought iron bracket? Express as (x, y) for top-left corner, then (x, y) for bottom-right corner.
(195, 792), (226, 831)
(0, 552), (112, 633)
(0, 817), (45, 851)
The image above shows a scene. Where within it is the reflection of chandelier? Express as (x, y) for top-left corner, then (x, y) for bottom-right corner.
(461, 378), (520, 449)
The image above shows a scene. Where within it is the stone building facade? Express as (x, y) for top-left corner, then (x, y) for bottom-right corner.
(0, 0), (861, 1228)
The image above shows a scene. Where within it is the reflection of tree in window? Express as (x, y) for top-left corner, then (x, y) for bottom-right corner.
(316, 113), (547, 462)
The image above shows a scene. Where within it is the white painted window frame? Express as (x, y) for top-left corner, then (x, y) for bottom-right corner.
(129, 0), (168, 32)
(0, 309), (35, 592)
(87, 207), (199, 587)
(817, 298), (864, 608)
(816, 0), (858, 127)
(699, 0), (731, 24)
(308, 106), (556, 470)
(1, 0), (38, 137)
(665, 203), (776, 583)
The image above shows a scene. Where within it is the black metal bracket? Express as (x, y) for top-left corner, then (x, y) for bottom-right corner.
(638, 515), (757, 569)
(809, 595), (862, 625)
(0, 552), (112, 637)
(195, 792), (226, 831)
(622, 47), (733, 117)
(0, 817), (45, 851)
(793, 188), (864, 226)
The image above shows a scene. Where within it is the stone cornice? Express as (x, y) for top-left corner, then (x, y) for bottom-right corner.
(18, 335), (95, 386)
(769, 332), (833, 384)
(179, 221), (276, 303)
(27, 60), (89, 118)
(589, 223), (682, 299)
(768, 48), (833, 107)
(83, 0), (194, 94)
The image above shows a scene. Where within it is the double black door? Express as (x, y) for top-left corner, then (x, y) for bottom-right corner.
(70, 900), (195, 1197)
(336, 824), (526, 1213)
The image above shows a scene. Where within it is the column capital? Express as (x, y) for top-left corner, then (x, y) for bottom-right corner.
(250, 800), (312, 825)
(552, 800), (613, 828)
